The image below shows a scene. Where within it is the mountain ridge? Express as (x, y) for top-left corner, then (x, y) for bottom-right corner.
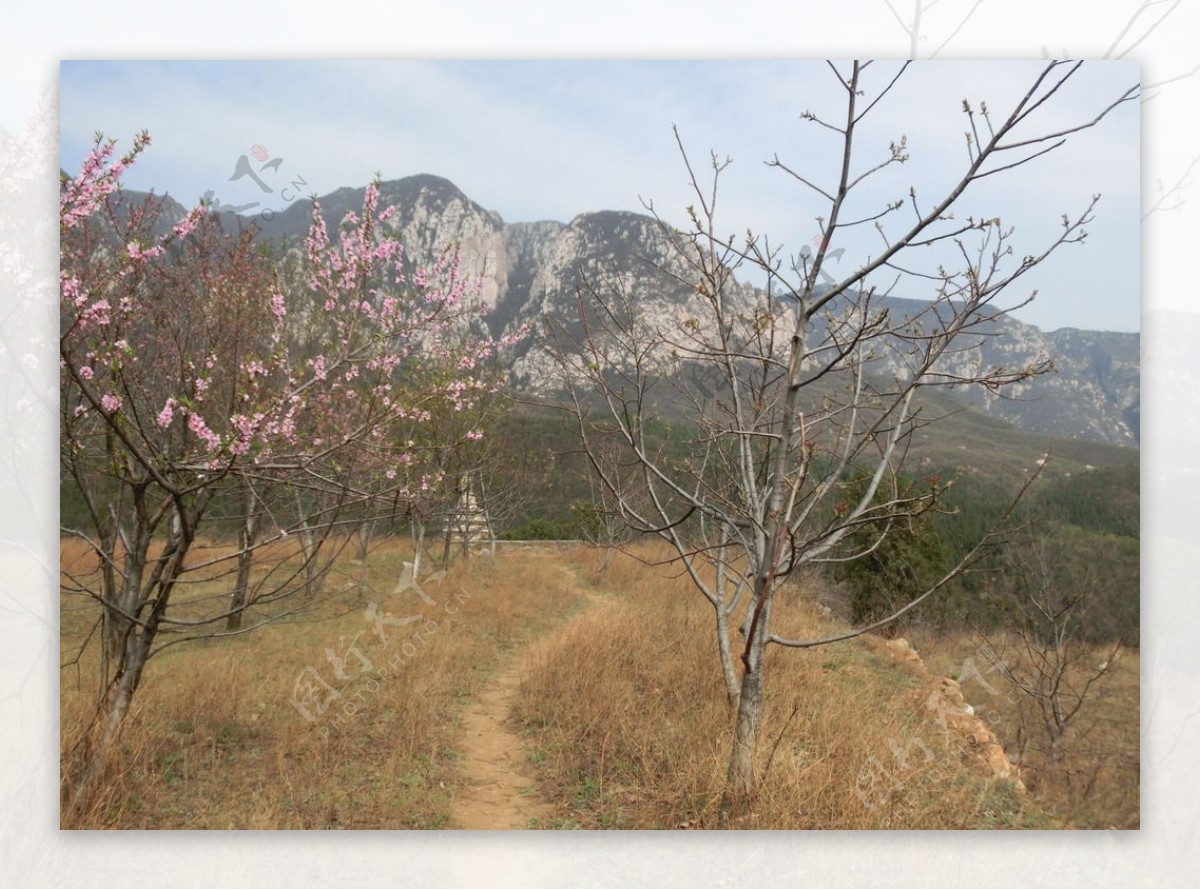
(110, 174), (1140, 447)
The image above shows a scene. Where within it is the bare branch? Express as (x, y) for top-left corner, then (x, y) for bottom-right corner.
(768, 464), (1044, 648)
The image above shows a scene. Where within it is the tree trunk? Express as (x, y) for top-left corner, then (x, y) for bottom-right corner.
(228, 547), (253, 630)
(715, 610), (741, 709)
(303, 540), (330, 598)
(98, 525), (121, 672)
(593, 541), (614, 583)
(354, 518), (377, 600)
(441, 477), (464, 567)
(1048, 729), (1067, 766)
(719, 557), (777, 825)
(293, 490), (330, 599)
(227, 485), (260, 631)
(411, 519), (426, 576)
(66, 612), (153, 818)
(720, 667), (764, 826)
(356, 518), (375, 562)
(712, 550), (742, 708)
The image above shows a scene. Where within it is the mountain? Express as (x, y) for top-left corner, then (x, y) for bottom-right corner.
(797, 291), (1140, 446)
(135, 175), (1141, 448)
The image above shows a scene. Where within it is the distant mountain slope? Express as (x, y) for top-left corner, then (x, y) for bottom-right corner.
(114, 175), (1140, 448)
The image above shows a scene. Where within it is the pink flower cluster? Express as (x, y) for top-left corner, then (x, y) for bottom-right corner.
(156, 397), (178, 428)
(187, 412), (221, 452)
(59, 131), (151, 231)
(63, 141), (514, 511)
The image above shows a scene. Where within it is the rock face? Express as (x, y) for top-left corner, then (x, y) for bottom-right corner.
(1044, 327), (1140, 444)
(807, 295), (1140, 446)
(882, 637), (1025, 790)
(151, 173), (1140, 448)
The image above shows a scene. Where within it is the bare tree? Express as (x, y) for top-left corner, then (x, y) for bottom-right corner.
(574, 461), (641, 583)
(981, 532), (1123, 775)
(547, 61), (1136, 822)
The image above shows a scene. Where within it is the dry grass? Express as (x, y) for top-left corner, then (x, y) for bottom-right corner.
(61, 537), (1136, 830)
(920, 635), (1139, 829)
(60, 537), (586, 829)
(514, 544), (1040, 829)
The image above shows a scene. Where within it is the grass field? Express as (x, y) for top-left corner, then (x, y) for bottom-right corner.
(60, 536), (588, 829)
(60, 538), (1137, 830)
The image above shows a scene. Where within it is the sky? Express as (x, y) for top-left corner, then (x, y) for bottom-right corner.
(59, 59), (1140, 332)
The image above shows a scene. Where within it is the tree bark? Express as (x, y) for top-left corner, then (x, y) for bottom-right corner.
(411, 519), (426, 576)
(227, 484), (260, 630)
(67, 580), (158, 817)
(720, 667), (764, 826)
(293, 490), (330, 599)
(714, 605), (740, 709)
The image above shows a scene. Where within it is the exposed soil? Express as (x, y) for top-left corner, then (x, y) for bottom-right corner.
(450, 655), (554, 829)
(450, 577), (606, 829)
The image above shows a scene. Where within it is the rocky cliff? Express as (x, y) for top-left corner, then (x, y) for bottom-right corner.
(129, 174), (1141, 447)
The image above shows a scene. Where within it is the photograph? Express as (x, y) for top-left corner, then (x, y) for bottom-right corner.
(57, 58), (1140, 832)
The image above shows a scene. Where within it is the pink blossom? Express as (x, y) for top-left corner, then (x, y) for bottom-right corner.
(187, 412), (221, 452)
(156, 398), (178, 428)
(127, 241), (163, 261)
(230, 412), (265, 439)
(61, 273), (87, 308)
(64, 154), (513, 529)
(81, 299), (111, 327)
(60, 133), (152, 230)
(172, 207), (204, 240)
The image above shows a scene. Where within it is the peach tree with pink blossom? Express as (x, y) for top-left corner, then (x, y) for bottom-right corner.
(60, 133), (512, 805)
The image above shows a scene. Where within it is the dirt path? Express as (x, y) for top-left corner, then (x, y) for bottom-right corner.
(450, 581), (607, 829)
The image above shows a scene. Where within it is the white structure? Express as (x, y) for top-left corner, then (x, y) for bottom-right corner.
(442, 473), (495, 553)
